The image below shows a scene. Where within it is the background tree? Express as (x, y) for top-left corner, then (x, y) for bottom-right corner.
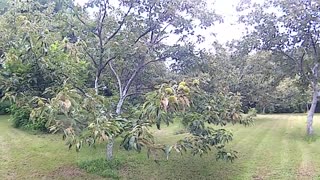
(237, 0), (320, 134)
(0, 0), (88, 129)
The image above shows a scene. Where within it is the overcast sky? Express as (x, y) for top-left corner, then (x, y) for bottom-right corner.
(212, 0), (245, 43)
(73, 0), (260, 46)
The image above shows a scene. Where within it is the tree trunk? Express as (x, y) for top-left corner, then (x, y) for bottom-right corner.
(94, 74), (114, 160)
(116, 96), (125, 115)
(106, 96), (125, 161)
(307, 87), (318, 135)
(94, 75), (99, 95)
(307, 63), (319, 135)
(106, 137), (114, 160)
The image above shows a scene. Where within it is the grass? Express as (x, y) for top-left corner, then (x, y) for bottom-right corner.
(1, 114), (320, 179)
(78, 158), (123, 179)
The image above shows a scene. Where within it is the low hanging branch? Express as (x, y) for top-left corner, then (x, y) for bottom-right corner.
(120, 80), (255, 162)
(37, 79), (254, 163)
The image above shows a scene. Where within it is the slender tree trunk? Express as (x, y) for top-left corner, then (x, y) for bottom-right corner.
(307, 63), (319, 135)
(116, 96), (125, 115)
(106, 137), (114, 160)
(94, 73), (114, 160)
(106, 95), (125, 161)
(94, 71), (114, 160)
(307, 86), (318, 135)
(106, 58), (140, 161)
(94, 75), (99, 95)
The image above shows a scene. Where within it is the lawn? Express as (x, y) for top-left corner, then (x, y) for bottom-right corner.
(1, 114), (320, 179)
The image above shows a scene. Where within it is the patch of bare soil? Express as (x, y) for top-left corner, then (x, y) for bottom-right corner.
(297, 162), (316, 180)
(44, 165), (88, 180)
(119, 163), (132, 179)
(252, 173), (268, 180)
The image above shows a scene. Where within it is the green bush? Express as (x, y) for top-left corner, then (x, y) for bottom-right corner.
(9, 105), (32, 128)
(248, 108), (257, 116)
(78, 158), (123, 179)
(0, 100), (11, 115)
(9, 105), (47, 132)
(25, 116), (48, 132)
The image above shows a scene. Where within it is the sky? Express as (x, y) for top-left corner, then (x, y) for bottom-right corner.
(73, 0), (257, 46)
(212, 0), (246, 43)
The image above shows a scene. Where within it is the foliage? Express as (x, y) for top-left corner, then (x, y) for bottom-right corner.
(35, 78), (254, 163)
(32, 87), (125, 151)
(66, 0), (223, 115)
(120, 80), (254, 162)
(237, 0), (320, 134)
(8, 103), (47, 131)
(0, 0), (320, 178)
(9, 104), (31, 128)
(0, 0), (256, 164)
(231, 51), (309, 114)
(0, 100), (10, 115)
(247, 108), (257, 117)
(0, 0), (88, 131)
(78, 158), (122, 179)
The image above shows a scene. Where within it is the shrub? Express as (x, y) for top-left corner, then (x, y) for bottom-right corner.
(8, 105), (47, 132)
(9, 104), (32, 128)
(0, 100), (11, 115)
(248, 108), (257, 117)
(78, 158), (123, 179)
(25, 116), (48, 132)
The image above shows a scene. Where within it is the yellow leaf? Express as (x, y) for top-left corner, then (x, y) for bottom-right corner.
(183, 96), (190, 107)
(101, 131), (108, 141)
(161, 98), (169, 111)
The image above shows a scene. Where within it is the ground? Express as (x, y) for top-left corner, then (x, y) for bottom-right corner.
(1, 114), (320, 179)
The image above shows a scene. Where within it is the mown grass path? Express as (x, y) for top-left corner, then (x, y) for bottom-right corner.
(1, 114), (320, 179)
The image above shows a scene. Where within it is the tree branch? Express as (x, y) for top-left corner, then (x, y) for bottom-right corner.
(97, 1), (108, 66)
(109, 61), (123, 97)
(276, 48), (312, 82)
(134, 27), (154, 44)
(124, 91), (144, 98)
(122, 55), (169, 96)
(65, 3), (87, 26)
(60, 74), (93, 98)
(104, 4), (133, 46)
(84, 49), (97, 67)
(101, 56), (116, 71)
(152, 23), (171, 44)
(298, 51), (310, 82)
(276, 49), (296, 63)
(153, 35), (169, 45)
(309, 26), (319, 63)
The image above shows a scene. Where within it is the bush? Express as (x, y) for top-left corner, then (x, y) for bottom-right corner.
(9, 104), (32, 128)
(0, 100), (11, 115)
(25, 116), (48, 132)
(78, 158), (123, 179)
(9, 105), (47, 132)
(248, 108), (257, 116)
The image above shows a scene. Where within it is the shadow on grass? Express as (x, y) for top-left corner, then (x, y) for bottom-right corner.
(303, 134), (320, 143)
